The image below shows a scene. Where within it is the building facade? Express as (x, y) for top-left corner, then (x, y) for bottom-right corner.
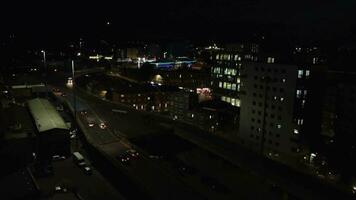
(238, 62), (312, 161)
(210, 43), (259, 108)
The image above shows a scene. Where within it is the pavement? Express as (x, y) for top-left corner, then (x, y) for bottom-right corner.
(36, 155), (126, 200)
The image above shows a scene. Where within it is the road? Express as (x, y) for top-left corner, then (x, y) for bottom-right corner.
(49, 69), (354, 200)
(52, 76), (283, 200)
(54, 87), (206, 200)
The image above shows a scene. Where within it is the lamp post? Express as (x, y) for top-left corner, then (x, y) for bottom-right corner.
(71, 60), (79, 149)
(41, 50), (48, 98)
(72, 60), (76, 120)
(41, 50), (46, 66)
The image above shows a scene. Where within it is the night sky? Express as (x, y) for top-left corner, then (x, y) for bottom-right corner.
(1, 0), (356, 46)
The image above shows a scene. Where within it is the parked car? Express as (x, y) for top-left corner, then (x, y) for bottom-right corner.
(83, 166), (93, 175)
(52, 155), (66, 161)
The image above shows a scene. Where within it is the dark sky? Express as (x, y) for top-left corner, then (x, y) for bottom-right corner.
(2, 0), (356, 45)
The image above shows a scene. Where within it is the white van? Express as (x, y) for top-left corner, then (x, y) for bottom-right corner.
(72, 152), (85, 164)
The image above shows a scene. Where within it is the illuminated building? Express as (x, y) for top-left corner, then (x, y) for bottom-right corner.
(237, 61), (324, 163)
(210, 43), (259, 108)
(170, 90), (237, 133)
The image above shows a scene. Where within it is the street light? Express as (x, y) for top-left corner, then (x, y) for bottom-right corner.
(71, 60), (79, 149)
(41, 50), (48, 98)
(41, 50), (46, 65)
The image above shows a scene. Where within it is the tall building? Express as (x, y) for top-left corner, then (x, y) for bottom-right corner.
(238, 62), (313, 162)
(320, 71), (356, 180)
(210, 43), (259, 108)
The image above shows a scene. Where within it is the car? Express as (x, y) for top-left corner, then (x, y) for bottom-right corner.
(55, 185), (68, 193)
(126, 149), (139, 159)
(88, 122), (95, 127)
(52, 155), (66, 161)
(80, 110), (87, 115)
(77, 161), (86, 168)
(116, 155), (130, 163)
(99, 122), (107, 129)
(149, 155), (164, 160)
(70, 129), (77, 135)
(52, 88), (60, 92)
(200, 176), (230, 194)
(83, 166), (93, 175)
(178, 165), (197, 176)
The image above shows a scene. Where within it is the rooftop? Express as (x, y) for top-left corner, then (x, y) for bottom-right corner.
(27, 98), (68, 133)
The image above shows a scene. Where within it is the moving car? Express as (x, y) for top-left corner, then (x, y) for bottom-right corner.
(126, 149), (139, 159)
(116, 154), (130, 163)
(99, 122), (107, 129)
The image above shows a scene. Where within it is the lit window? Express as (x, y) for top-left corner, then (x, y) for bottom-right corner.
(219, 82), (223, 88)
(213, 67), (220, 74)
(277, 124), (282, 129)
(236, 78), (241, 83)
(191, 114), (194, 118)
(267, 57), (275, 63)
(223, 82), (227, 89)
(237, 84), (240, 91)
(231, 98), (236, 106)
(298, 70), (303, 78)
(234, 55), (238, 61)
(236, 99), (241, 107)
(296, 90), (302, 98)
(282, 78), (286, 83)
(306, 70), (310, 77)
(280, 97), (284, 102)
(294, 129), (299, 134)
(231, 84), (237, 91)
(312, 57), (318, 64)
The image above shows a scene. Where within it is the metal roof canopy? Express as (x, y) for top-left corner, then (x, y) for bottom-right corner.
(27, 98), (69, 133)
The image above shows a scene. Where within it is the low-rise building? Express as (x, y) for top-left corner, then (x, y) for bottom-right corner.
(27, 98), (70, 160)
